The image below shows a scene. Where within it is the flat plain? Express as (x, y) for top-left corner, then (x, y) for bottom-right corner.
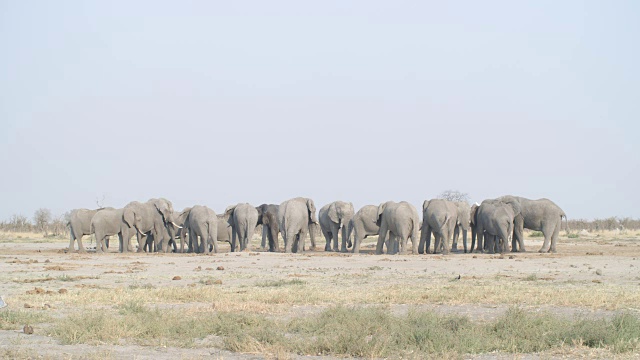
(0, 231), (639, 359)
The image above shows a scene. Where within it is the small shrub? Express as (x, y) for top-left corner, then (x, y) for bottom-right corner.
(567, 233), (579, 239)
(529, 231), (544, 238)
(523, 274), (538, 281)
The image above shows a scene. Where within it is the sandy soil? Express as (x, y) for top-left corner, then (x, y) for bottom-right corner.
(1, 233), (639, 359)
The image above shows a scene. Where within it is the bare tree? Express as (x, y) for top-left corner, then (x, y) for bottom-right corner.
(437, 190), (470, 203)
(34, 208), (52, 234)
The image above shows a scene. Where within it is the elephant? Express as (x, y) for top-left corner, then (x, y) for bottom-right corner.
(122, 198), (177, 253)
(498, 195), (567, 253)
(67, 208), (113, 252)
(256, 204), (279, 252)
(375, 201), (420, 255)
(475, 199), (521, 254)
(90, 208), (134, 253)
(319, 201), (354, 252)
(186, 205), (219, 253)
(278, 197), (318, 253)
(348, 205), (392, 254)
(169, 207), (191, 253)
(225, 203), (259, 252)
(419, 199), (458, 255)
(451, 201), (471, 253)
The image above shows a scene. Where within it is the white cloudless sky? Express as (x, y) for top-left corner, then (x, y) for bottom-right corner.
(1, 1), (638, 221)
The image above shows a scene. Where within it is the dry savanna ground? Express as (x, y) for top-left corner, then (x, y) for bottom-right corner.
(1, 230), (640, 359)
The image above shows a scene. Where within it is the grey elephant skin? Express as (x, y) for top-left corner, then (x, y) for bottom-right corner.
(123, 198), (176, 253)
(90, 208), (134, 253)
(319, 201), (354, 252)
(451, 201), (471, 253)
(186, 205), (219, 253)
(348, 205), (381, 254)
(169, 207), (191, 253)
(225, 203), (259, 252)
(278, 197), (318, 253)
(256, 204), (279, 252)
(67, 208), (113, 252)
(420, 199), (458, 255)
(475, 199), (521, 254)
(499, 195), (567, 253)
(375, 201), (420, 255)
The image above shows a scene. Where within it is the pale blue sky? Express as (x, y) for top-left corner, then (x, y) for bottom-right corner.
(1, 1), (638, 221)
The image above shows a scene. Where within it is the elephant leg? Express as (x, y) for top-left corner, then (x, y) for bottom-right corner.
(270, 225), (280, 252)
(340, 225), (349, 253)
(538, 226), (553, 253)
(476, 227), (485, 253)
(321, 227), (332, 252)
(376, 224), (388, 255)
(284, 229), (294, 253)
(261, 226), (267, 250)
(308, 223), (317, 250)
(68, 230), (77, 252)
(442, 227), (451, 255)
(462, 230), (468, 253)
(549, 221), (560, 253)
(331, 224), (340, 252)
(452, 225), (459, 251)
(513, 216), (526, 252)
(300, 227), (309, 253)
(210, 226), (219, 254)
(231, 227), (238, 252)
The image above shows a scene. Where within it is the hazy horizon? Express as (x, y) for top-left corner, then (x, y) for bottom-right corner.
(1, 1), (639, 222)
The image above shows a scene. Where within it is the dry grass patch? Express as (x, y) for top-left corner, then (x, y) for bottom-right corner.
(48, 306), (640, 356)
(0, 309), (50, 330)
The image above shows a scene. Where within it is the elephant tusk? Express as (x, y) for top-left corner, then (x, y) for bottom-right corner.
(171, 222), (183, 229)
(136, 227), (145, 235)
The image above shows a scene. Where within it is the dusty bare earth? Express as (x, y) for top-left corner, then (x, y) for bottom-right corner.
(1, 232), (639, 359)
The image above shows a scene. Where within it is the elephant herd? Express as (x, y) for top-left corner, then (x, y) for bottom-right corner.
(67, 196), (567, 255)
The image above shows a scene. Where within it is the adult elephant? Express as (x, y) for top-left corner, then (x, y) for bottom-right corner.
(451, 201), (471, 253)
(123, 198), (178, 253)
(225, 203), (259, 252)
(256, 204), (279, 252)
(90, 208), (134, 253)
(498, 196), (567, 253)
(67, 208), (113, 252)
(278, 197), (318, 253)
(475, 199), (521, 254)
(186, 205), (219, 254)
(419, 199), (457, 255)
(348, 205), (381, 254)
(375, 201), (420, 255)
(319, 201), (354, 252)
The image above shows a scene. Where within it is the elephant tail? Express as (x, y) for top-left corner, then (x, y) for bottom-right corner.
(561, 212), (569, 234)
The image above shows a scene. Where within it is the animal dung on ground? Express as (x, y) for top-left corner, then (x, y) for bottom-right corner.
(172, 276), (182, 280)
(58, 289), (68, 294)
(23, 324), (33, 334)
(216, 266), (225, 271)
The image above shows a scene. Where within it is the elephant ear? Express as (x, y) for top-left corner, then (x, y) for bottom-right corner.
(470, 204), (478, 226)
(154, 202), (171, 223)
(328, 203), (339, 224)
(422, 200), (431, 212)
(224, 205), (236, 221)
(123, 208), (137, 228)
(499, 198), (521, 217)
(306, 199), (318, 224)
(376, 202), (387, 224)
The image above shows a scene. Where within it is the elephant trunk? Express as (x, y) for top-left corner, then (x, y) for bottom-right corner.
(345, 220), (353, 249)
(308, 222), (317, 250)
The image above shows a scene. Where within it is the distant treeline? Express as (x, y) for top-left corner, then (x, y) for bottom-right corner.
(566, 217), (640, 232)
